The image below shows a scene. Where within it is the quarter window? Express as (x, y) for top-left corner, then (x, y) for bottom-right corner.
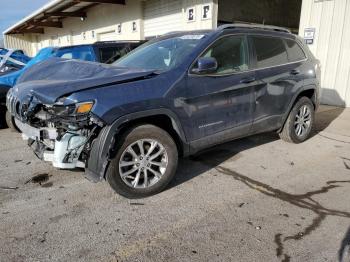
(285, 39), (306, 62)
(251, 36), (288, 68)
(200, 35), (249, 74)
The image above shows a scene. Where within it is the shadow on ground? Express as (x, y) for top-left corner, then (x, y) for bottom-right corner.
(168, 104), (349, 262)
(171, 104), (345, 190)
(314, 107), (345, 133)
(174, 136), (350, 262)
(171, 132), (278, 188)
(313, 88), (345, 135)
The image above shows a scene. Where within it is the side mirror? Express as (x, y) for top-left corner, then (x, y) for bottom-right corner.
(192, 57), (218, 74)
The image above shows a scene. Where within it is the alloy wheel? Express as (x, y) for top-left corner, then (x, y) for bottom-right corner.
(119, 139), (168, 188)
(294, 105), (311, 137)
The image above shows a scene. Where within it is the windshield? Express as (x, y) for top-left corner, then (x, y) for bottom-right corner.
(113, 34), (206, 71)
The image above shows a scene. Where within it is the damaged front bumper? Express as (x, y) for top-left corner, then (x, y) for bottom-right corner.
(16, 118), (87, 169)
(7, 89), (111, 183)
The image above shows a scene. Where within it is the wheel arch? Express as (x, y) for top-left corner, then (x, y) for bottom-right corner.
(278, 86), (317, 133)
(85, 109), (189, 182)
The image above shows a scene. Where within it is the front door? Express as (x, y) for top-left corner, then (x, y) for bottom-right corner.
(184, 34), (257, 149)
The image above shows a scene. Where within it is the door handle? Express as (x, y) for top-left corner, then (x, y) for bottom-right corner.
(240, 77), (256, 84)
(290, 69), (300, 75)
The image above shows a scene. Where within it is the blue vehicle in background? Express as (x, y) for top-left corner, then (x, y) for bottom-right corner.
(0, 41), (145, 129)
(0, 48), (31, 76)
(0, 47), (55, 88)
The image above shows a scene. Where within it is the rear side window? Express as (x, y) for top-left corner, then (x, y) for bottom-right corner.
(285, 39), (306, 62)
(200, 35), (249, 74)
(251, 36), (288, 68)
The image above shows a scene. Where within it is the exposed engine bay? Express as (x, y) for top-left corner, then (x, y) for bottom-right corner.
(7, 90), (104, 169)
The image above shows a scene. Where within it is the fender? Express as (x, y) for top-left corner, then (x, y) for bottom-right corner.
(85, 108), (189, 182)
(278, 84), (318, 133)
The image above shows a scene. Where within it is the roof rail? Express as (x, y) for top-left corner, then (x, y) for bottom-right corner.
(217, 23), (291, 33)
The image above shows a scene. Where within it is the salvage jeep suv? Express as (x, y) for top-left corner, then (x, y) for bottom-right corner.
(7, 24), (320, 198)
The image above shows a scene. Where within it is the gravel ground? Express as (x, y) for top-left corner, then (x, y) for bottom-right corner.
(0, 106), (350, 262)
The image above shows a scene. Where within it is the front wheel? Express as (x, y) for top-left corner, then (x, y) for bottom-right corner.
(279, 97), (315, 143)
(106, 124), (178, 198)
(5, 111), (20, 132)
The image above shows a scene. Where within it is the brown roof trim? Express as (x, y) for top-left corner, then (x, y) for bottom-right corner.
(5, 0), (125, 35)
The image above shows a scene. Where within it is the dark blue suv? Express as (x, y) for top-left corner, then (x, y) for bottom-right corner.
(7, 24), (321, 198)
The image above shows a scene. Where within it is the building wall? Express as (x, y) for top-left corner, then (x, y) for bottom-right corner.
(143, 0), (215, 38)
(218, 0), (302, 30)
(36, 0), (144, 53)
(4, 34), (36, 56)
(299, 0), (350, 107)
(5, 0), (216, 56)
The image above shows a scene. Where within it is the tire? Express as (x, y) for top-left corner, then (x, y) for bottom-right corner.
(0, 107), (6, 129)
(279, 97), (315, 143)
(5, 110), (20, 132)
(106, 124), (178, 199)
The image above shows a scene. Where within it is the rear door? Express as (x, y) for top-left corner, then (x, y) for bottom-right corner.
(249, 35), (306, 132)
(185, 34), (257, 147)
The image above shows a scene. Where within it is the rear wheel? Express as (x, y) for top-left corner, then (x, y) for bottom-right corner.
(106, 124), (178, 198)
(279, 97), (314, 143)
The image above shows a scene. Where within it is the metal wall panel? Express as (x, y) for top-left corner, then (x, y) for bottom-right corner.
(299, 0), (350, 107)
(143, 0), (215, 38)
(144, 0), (184, 38)
(4, 34), (35, 56)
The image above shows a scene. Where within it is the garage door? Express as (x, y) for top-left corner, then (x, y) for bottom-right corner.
(144, 0), (183, 38)
(99, 31), (117, 41)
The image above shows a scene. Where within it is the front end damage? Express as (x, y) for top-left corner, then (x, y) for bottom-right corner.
(7, 90), (104, 172)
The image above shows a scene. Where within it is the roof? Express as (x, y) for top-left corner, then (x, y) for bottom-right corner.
(3, 0), (125, 35)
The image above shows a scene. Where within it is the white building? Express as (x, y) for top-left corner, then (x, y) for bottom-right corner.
(3, 0), (350, 107)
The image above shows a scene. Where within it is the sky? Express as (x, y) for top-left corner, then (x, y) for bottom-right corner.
(0, 0), (49, 36)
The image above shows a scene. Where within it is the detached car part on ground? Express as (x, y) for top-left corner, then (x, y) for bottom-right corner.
(7, 24), (321, 198)
(1, 41), (145, 129)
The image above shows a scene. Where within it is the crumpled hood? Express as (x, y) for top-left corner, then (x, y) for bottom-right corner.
(14, 57), (157, 104)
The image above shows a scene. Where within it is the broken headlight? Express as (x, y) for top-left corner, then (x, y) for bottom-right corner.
(49, 101), (94, 116)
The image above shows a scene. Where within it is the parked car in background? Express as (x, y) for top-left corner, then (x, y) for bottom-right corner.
(0, 48), (31, 76)
(7, 24), (320, 198)
(53, 41), (147, 64)
(0, 41), (145, 129)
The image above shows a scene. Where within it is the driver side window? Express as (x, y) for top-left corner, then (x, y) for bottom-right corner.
(201, 35), (249, 74)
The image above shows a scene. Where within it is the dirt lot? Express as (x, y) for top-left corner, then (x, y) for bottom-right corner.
(0, 106), (350, 262)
